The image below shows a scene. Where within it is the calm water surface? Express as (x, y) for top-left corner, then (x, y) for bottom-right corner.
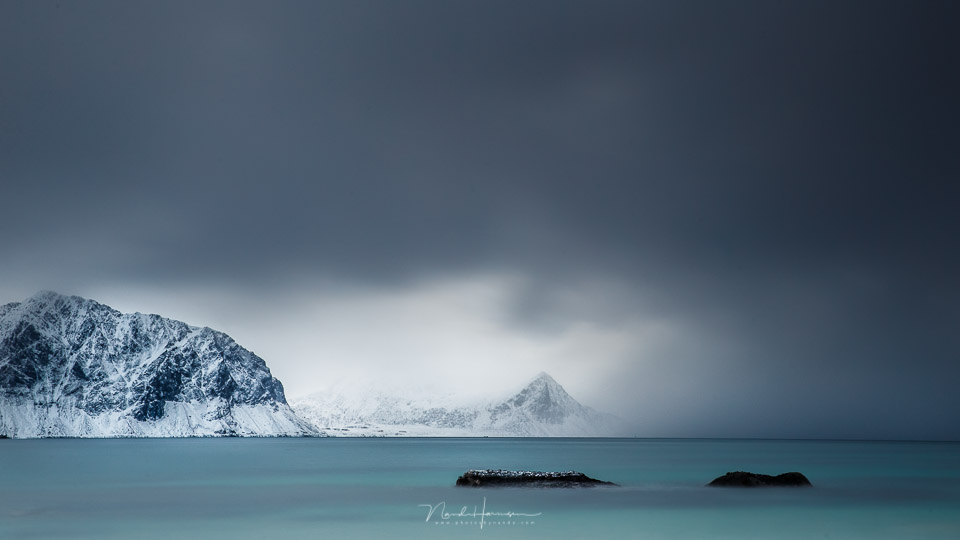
(1, 438), (958, 539)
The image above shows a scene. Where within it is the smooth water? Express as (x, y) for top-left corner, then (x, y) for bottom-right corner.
(2, 438), (959, 539)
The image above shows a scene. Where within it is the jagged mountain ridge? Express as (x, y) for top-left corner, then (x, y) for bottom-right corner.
(291, 372), (630, 437)
(0, 291), (315, 438)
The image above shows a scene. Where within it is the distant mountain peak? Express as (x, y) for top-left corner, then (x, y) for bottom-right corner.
(292, 371), (629, 437)
(493, 371), (580, 425)
(531, 371), (557, 384)
(518, 371), (572, 402)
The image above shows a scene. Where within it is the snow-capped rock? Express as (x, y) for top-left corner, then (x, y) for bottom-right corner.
(0, 291), (316, 438)
(291, 372), (630, 437)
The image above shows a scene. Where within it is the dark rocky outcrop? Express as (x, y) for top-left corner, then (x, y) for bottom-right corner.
(456, 469), (616, 487)
(707, 471), (812, 487)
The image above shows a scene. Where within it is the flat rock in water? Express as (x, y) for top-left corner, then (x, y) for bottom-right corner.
(456, 469), (616, 487)
(707, 471), (812, 487)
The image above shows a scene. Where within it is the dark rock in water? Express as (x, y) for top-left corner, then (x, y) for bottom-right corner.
(0, 434), (8, 439)
(707, 471), (811, 487)
(456, 469), (616, 487)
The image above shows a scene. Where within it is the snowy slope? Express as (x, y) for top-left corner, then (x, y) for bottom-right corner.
(0, 291), (315, 438)
(291, 372), (630, 437)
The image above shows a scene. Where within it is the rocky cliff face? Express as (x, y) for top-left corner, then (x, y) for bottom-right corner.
(0, 291), (315, 438)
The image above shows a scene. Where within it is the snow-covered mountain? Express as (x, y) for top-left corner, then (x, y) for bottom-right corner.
(0, 291), (315, 438)
(291, 372), (630, 437)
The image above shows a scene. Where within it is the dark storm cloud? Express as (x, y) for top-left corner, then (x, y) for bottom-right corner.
(1, 1), (958, 438)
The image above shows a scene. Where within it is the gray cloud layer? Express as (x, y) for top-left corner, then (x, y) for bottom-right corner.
(2, 1), (958, 439)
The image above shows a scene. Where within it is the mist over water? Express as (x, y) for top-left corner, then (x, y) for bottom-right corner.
(2, 438), (958, 539)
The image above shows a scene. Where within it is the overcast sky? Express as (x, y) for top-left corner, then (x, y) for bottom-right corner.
(2, 1), (958, 440)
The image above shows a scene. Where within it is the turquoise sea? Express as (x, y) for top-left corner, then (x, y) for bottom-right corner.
(2, 438), (959, 539)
